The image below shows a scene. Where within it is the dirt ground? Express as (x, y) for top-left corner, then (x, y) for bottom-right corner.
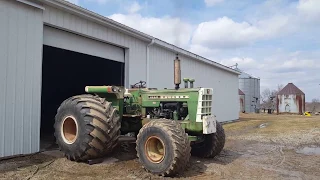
(1, 113), (320, 180)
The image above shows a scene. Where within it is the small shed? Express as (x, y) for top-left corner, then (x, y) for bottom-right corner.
(239, 89), (245, 113)
(277, 83), (305, 114)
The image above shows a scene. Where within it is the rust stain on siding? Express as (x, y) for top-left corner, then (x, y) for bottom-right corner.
(297, 95), (303, 114)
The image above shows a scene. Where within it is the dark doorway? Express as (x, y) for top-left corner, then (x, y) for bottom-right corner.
(40, 45), (124, 150)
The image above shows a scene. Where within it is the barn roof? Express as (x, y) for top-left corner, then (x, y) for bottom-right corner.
(278, 83), (305, 95)
(239, 89), (245, 95)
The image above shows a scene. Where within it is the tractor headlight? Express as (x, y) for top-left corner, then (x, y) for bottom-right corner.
(111, 86), (121, 92)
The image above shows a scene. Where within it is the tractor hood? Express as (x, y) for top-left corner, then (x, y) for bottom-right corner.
(140, 88), (201, 94)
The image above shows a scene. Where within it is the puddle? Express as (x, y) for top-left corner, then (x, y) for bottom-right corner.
(259, 123), (268, 128)
(296, 146), (320, 155)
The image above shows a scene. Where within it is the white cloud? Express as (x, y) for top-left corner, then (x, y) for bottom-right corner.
(204, 0), (224, 7)
(192, 0), (320, 50)
(191, 15), (289, 49)
(192, 17), (262, 49)
(220, 57), (265, 70)
(126, 1), (142, 14)
(220, 55), (320, 76)
(297, 0), (320, 20)
(108, 14), (193, 48)
(269, 59), (320, 73)
(188, 44), (220, 59)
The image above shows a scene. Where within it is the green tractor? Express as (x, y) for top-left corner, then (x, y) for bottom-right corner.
(54, 55), (225, 177)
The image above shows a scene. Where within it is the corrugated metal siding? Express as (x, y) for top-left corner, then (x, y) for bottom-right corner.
(149, 45), (239, 122)
(42, 5), (148, 87)
(239, 95), (245, 113)
(0, 0), (43, 157)
(239, 78), (260, 113)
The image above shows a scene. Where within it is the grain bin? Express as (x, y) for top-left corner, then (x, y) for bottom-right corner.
(238, 70), (260, 113)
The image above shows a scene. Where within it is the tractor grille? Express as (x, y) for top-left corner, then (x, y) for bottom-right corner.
(201, 94), (212, 118)
(196, 88), (213, 122)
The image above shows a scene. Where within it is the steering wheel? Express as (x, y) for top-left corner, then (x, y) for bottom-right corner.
(131, 80), (146, 88)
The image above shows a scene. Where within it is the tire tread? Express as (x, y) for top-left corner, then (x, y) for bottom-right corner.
(54, 94), (120, 161)
(136, 119), (191, 177)
(191, 121), (225, 158)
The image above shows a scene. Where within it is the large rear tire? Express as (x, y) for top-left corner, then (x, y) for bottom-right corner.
(191, 121), (225, 158)
(54, 94), (121, 161)
(136, 119), (191, 177)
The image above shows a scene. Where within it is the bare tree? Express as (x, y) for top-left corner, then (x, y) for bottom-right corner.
(261, 88), (272, 108)
(275, 84), (284, 94)
(311, 98), (320, 113)
(261, 88), (271, 101)
(260, 84), (284, 111)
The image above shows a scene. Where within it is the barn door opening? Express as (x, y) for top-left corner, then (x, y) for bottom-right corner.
(40, 45), (125, 151)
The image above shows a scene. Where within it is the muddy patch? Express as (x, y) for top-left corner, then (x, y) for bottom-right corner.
(1, 114), (320, 180)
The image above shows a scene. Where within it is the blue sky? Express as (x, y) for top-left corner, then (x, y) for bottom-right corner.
(67, 0), (320, 102)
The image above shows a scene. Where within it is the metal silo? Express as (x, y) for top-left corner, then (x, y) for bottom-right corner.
(238, 70), (260, 113)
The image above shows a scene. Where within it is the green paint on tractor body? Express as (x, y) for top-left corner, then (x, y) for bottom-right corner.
(85, 84), (215, 140)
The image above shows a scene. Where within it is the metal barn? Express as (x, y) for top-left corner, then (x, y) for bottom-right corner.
(0, 0), (240, 158)
(238, 70), (260, 113)
(276, 83), (305, 115)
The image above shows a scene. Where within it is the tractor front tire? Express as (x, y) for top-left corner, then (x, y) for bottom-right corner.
(136, 119), (191, 177)
(54, 94), (121, 161)
(191, 121), (225, 158)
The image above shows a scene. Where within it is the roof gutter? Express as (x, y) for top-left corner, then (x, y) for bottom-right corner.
(146, 38), (156, 87)
(16, 0), (45, 10)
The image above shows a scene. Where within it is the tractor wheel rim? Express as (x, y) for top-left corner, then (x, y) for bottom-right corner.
(61, 116), (79, 144)
(145, 136), (165, 163)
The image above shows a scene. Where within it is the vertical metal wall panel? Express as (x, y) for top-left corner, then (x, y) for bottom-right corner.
(42, 5), (148, 87)
(239, 94), (245, 113)
(0, 0), (43, 157)
(257, 79), (260, 110)
(149, 45), (239, 122)
(239, 77), (260, 113)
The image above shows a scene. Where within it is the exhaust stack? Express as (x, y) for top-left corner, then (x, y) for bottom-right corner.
(189, 79), (195, 88)
(174, 55), (181, 90)
(183, 78), (189, 88)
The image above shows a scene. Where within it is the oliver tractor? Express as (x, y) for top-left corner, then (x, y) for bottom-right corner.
(53, 56), (225, 177)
